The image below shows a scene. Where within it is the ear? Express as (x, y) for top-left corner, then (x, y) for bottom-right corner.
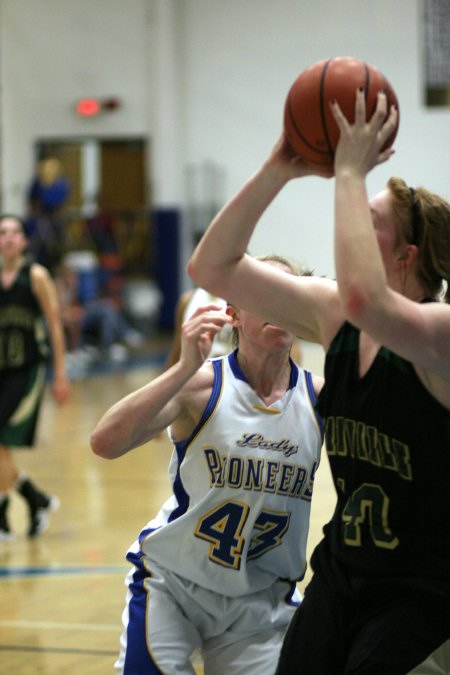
(226, 304), (240, 326)
(397, 244), (419, 266)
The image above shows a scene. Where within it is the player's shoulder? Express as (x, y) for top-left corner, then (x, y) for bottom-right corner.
(29, 262), (54, 295)
(182, 358), (217, 398)
(30, 262), (50, 282)
(175, 359), (219, 427)
(310, 372), (325, 398)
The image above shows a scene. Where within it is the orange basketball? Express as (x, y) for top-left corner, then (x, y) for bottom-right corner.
(283, 56), (400, 173)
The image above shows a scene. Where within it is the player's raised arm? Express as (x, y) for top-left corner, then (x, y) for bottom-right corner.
(331, 89), (398, 320)
(188, 135), (341, 348)
(90, 306), (231, 459)
(331, 91), (450, 381)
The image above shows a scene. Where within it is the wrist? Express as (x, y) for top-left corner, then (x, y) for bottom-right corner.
(173, 357), (200, 384)
(260, 157), (292, 191)
(335, 168), (367, 187)
(335, 165), (358, 177)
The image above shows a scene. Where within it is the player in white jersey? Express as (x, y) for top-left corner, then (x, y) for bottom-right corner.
(183, 288), (231, 357)
(91, 256), (324, 675)
(164, 284), (304, 370)
(163, 287), (232, 370)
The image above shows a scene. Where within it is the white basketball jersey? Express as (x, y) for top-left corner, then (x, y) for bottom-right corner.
(131, 351), (323, 597)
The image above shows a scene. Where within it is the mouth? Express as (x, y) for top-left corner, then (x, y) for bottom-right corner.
(264, 322), (285, 332)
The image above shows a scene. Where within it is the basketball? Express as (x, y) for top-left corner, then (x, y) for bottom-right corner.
(283, 56), (400, 173)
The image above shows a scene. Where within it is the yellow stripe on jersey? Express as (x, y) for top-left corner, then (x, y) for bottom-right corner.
(252, 405), (281, 414)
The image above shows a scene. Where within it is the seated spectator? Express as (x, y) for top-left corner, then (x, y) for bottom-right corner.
(54, 262), (142, 374)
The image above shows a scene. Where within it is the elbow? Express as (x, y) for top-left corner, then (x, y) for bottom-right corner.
(340, 283), (371, 325)
(90, 429), (116, 459)
(187, 254), (207, 287)
(187, 256), (223, 297)
(340, 278), (389, 327)
(186, 256), (200, 285)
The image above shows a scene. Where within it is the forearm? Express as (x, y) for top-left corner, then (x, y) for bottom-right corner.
(334, 171), (388, 320)
(48, 321), (67, 379)
(331, 90), (397, 323)
(90, 360), (197, 459)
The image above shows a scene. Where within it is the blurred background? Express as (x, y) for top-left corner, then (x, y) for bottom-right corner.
(0, 0), (449, 347)
(0, 2), (449, 672)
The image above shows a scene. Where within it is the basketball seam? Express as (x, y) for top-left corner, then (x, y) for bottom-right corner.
(320, 59), (334, 156)
(381, 75), (398, 148)
(286, 91), (332, 158)
(364, 62), (370, 100)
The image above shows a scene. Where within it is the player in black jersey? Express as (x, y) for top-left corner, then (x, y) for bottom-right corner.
(188, 90), (450, 674)
(0, 215), (70, 539)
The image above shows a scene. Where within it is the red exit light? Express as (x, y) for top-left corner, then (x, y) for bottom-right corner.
(76, 98), (101, 117)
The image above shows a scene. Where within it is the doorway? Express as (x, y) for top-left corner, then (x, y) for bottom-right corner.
(33, 137), (151, 276)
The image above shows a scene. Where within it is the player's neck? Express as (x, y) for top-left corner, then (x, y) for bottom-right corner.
(2, 254), (26, 273)
(236, 349), (292, 402)
(2, 255), (25, 276)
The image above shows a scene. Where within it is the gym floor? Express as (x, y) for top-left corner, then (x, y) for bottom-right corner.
(0, 338), (335, 675)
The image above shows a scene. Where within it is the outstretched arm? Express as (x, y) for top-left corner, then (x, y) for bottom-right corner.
(331, 89), (397, 321)
(332, 91), (450, 383)
(188, 134), (342, 348)
(90, 306), (231, 459)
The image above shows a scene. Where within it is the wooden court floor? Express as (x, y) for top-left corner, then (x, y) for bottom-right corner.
(0, 340), (335, 675)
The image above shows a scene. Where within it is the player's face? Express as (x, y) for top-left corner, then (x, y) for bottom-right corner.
(369, 190), (400, 278)
(0, 218), (27, 258)
(233, 261), (296, 352)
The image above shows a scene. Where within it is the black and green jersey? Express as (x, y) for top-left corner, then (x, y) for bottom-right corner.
(0, 262), (48, 369)
(314, 321), (450, 588)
